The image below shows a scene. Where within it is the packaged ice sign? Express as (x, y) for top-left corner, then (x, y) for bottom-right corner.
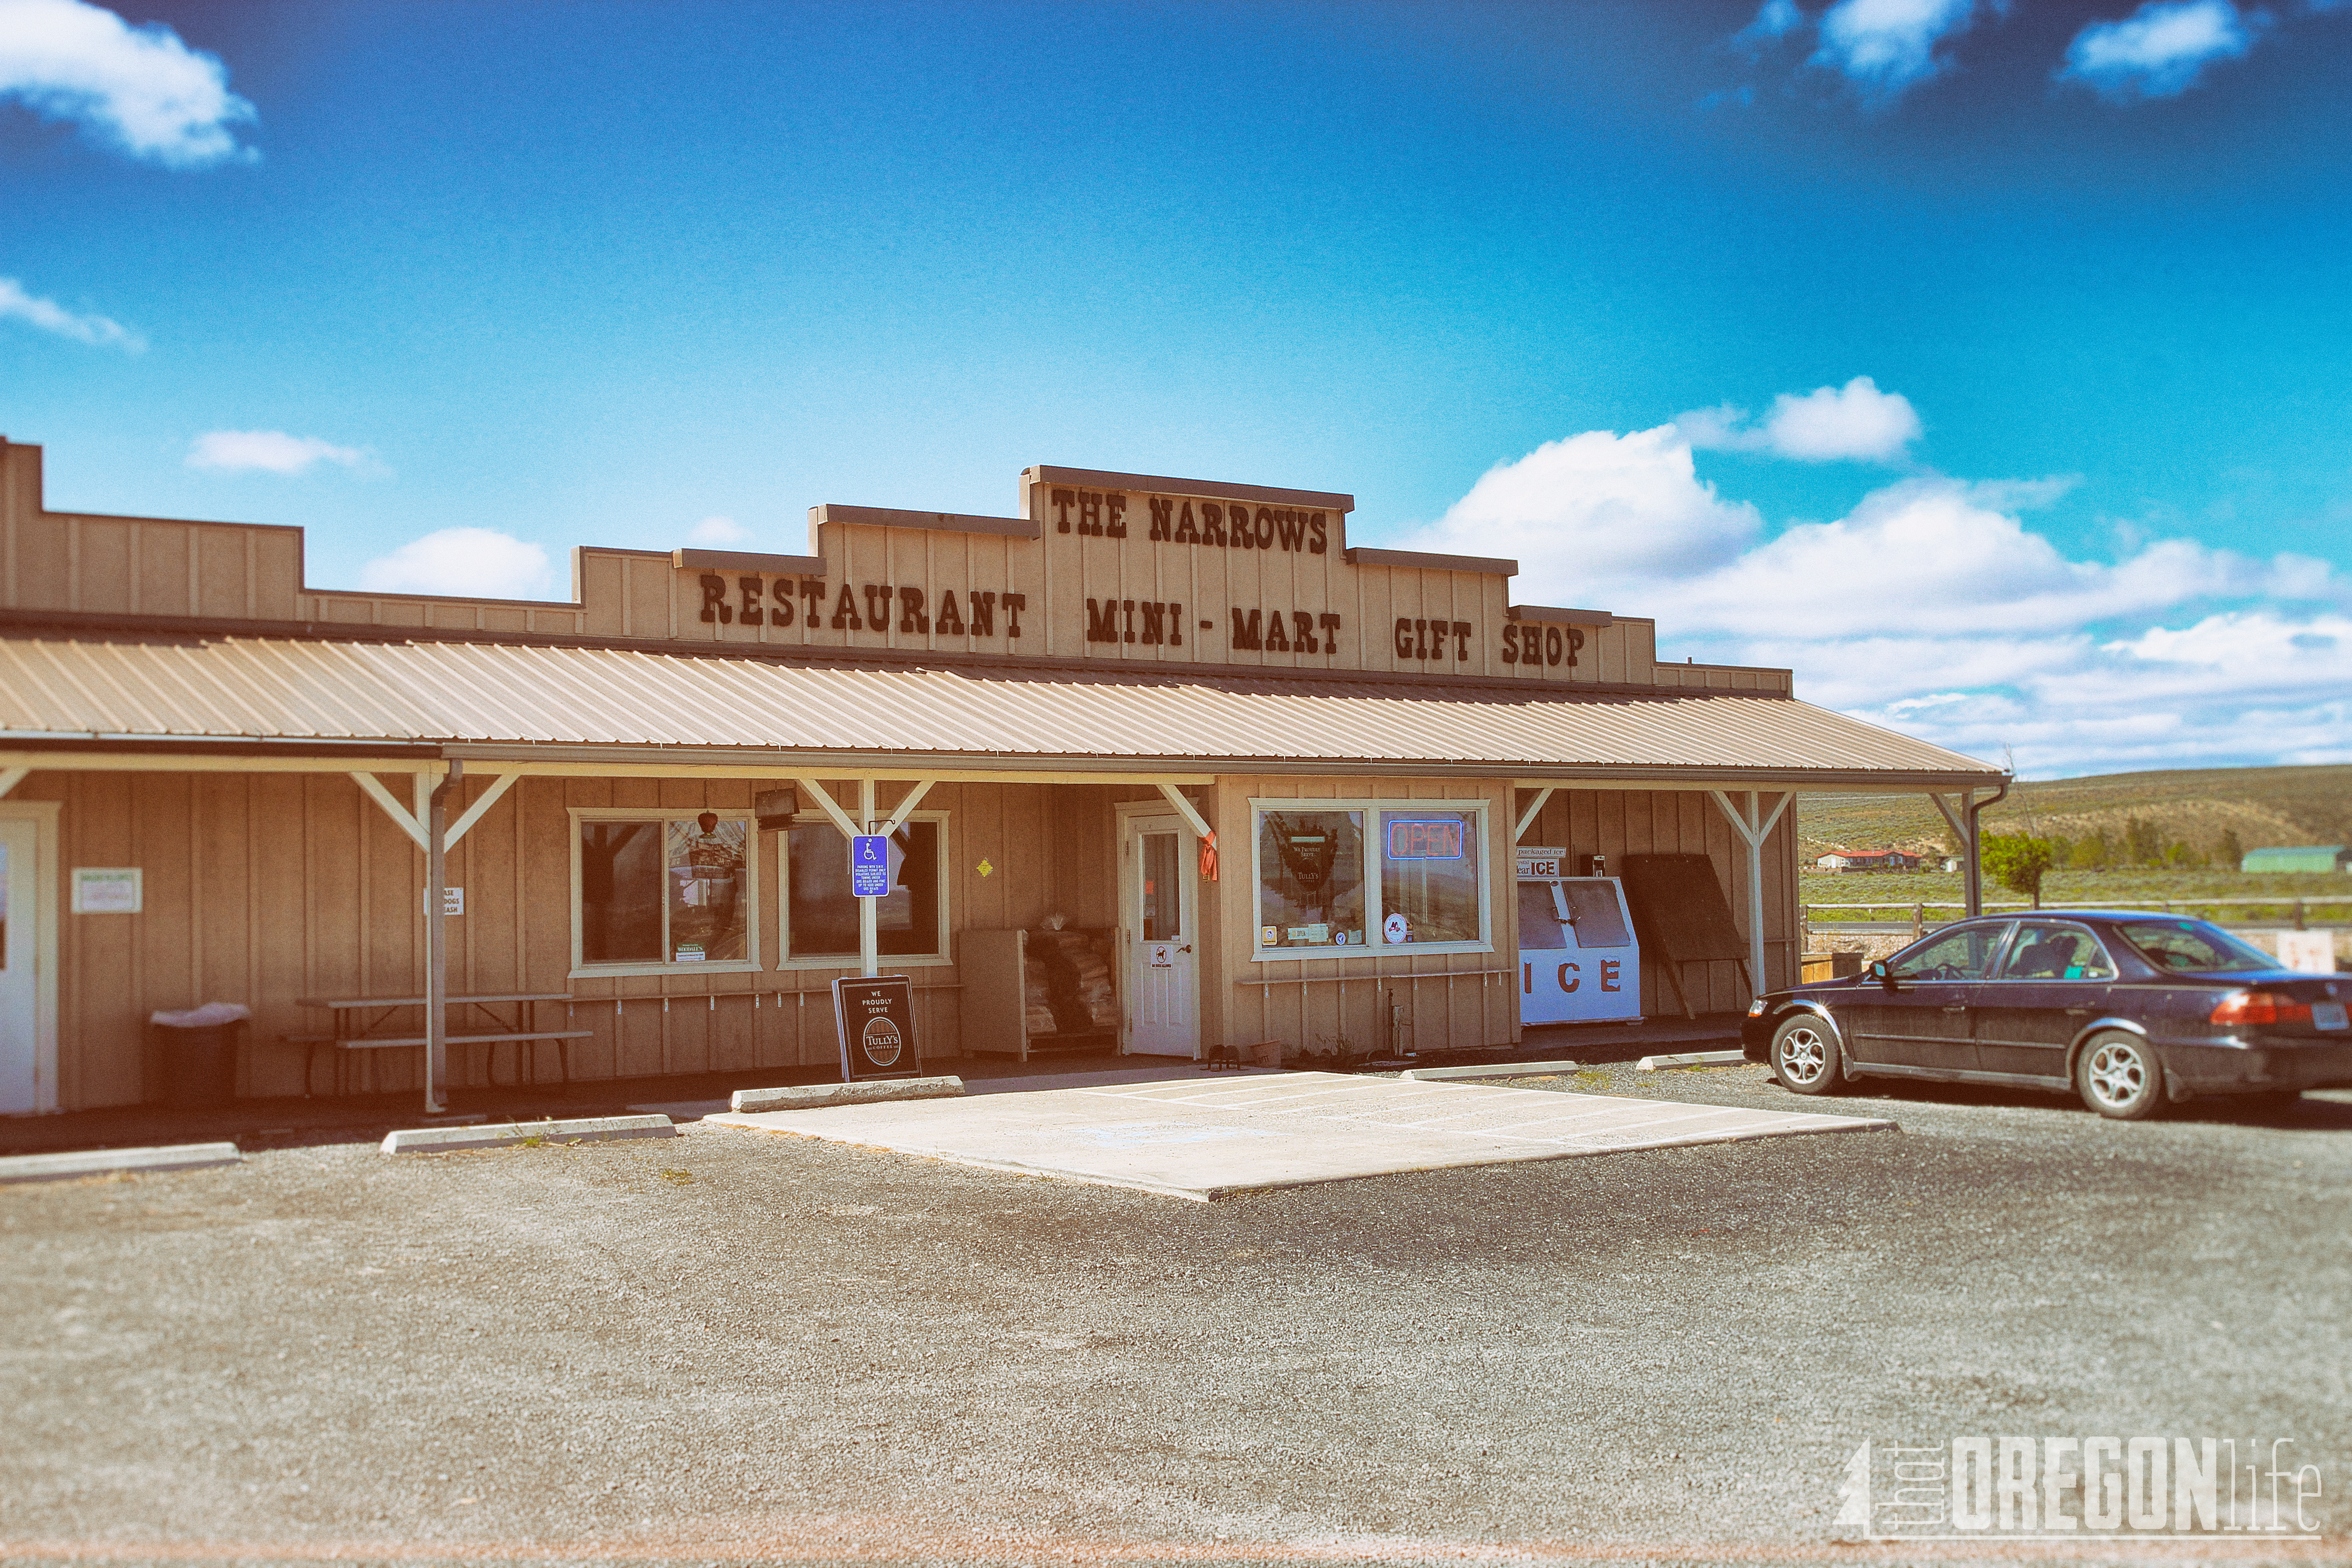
(1515, 873), (1641, 1024)
(1386, 818), (1464, 860)
(832, 975), (920, 1081)
(849, 834), (891, 897)
(1515, 845), (1565, 880)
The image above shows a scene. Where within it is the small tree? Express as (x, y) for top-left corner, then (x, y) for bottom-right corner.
(2070, 830), (2112, 871)
(2217, 828), (2245, 871)
(2124, 815), (2165, 867)
(1982, 832), (2058, 909)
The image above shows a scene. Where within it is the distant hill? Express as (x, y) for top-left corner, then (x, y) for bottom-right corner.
(1798, 764), (2352, 862)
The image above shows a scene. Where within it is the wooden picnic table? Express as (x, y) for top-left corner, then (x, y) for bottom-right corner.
(289, 991), (588, 1097)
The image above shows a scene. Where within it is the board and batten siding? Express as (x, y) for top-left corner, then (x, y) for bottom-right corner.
(27, 771), (1154, 1110)
(1519, 788), (1802, 1016)
(1206, 774), (1520, 1061)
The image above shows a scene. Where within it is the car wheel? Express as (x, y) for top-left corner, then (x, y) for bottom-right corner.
(2076, 1032), (2164, 1121)
(1770, 1014), (1845, 1096)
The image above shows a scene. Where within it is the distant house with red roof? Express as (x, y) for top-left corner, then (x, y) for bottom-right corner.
(1814, 849), (1923, 873)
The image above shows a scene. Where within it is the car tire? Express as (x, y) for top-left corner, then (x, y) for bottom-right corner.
(2075, 1031), (2164, 1121)
(1770, 1014), (1845, 1096)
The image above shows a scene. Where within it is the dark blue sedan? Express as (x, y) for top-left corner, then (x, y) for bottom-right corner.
(1741, 911), (2351, 1119)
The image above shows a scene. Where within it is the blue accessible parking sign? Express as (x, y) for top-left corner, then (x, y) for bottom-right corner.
(849, 834), (891, 897)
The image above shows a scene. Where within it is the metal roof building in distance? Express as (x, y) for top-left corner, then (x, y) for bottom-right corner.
(2241, 845), (2351, 874)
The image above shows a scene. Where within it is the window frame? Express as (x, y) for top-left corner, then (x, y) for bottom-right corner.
(1247, 796), (1494, 963)
(1889, 920), (2012, 981)
(567, 806), (762, 979)
(1987, 920), (2118, 983)
(775, 808), (953, 970)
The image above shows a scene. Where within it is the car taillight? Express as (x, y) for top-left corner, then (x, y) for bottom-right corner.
(2210, 990), (2313, 1027)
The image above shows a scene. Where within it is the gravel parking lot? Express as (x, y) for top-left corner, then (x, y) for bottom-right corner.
(4, 1063), (2347, 1567)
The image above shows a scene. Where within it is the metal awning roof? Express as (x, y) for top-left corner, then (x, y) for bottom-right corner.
(0, 634), (2000, 786)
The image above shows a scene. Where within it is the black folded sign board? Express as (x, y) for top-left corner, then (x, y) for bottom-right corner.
(833, 975), (921, 1082)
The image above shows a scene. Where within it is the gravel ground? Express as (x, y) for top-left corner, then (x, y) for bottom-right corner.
(3, 1063), (2347, 1568)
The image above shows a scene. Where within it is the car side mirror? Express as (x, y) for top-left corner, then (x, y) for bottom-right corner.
(1867, 960), (1893, 988)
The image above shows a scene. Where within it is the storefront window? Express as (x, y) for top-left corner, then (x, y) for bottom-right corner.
(1252, 800), (1490, 957)
(577, 812), (750, 967)
(784, 818), (946, 962)
(1380, 810), (1478, 946)
(1254, 810), (1366, 949)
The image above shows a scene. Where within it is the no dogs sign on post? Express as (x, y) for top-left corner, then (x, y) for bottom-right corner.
(832, 975), (920, 1082)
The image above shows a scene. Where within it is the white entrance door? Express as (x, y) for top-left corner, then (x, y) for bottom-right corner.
(1123, 813), (1199, 1057)
(0, 820), (39, 1112)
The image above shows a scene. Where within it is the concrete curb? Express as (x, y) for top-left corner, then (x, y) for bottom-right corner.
(627, 1099), (729, 1122)
(1636, 1050), (1749, 1071)
(729, 1076), (965, 1112)
(0, 1142), (244, 1184)
(1400, 1060), (1584, 1081)
(379, 1115), (675, 1155)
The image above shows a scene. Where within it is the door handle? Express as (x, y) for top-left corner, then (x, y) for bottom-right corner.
(2065, 1008), (2090, 1015)
(1177, 944), (1193, 954)
(1942, 1005), (1969, 1014)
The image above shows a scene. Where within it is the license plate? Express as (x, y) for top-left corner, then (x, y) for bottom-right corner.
(2316, 1002), (2349, 1032)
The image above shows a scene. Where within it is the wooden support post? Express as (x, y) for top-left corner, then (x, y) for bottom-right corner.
(858, 777), (877, 979)
(424, 760), (461, 1115)
(1707, 789), (1791, 1003)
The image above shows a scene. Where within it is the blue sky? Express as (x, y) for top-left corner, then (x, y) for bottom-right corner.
(2, 0), (2347, 777)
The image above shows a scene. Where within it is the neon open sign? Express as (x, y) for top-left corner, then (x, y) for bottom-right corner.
(1386, 818), (1465, 860)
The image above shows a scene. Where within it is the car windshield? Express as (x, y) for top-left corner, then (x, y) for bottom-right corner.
(2117, 919), (2279, 974)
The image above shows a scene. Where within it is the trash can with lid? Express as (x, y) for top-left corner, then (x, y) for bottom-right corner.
(148, 1003), (251, 1107)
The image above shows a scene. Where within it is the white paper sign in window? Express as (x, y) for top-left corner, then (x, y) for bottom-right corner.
(71, 867), (142, 914)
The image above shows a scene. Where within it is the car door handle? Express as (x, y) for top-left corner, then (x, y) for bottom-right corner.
(2065, 1007), (2090, 1015)
(1942, 1005), (1969, 1013)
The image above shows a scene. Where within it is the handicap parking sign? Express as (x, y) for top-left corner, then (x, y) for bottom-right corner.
(849, 833), (891, 897)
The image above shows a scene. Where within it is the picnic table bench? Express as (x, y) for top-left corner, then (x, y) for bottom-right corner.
(288, 992), (588, 1097)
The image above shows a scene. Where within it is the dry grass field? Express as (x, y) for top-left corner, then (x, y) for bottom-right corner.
(1798, 867), (2352, 922)
(1798, 763), (2352, 864)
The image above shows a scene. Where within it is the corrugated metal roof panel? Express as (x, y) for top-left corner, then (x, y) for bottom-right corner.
(0, 635), (1999, 781)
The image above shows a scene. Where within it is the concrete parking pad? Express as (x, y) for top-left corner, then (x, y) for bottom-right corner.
(705, 1070), (1896, 1199)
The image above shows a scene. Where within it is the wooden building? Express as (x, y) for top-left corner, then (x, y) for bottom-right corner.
(0, 439), (2003, 1114)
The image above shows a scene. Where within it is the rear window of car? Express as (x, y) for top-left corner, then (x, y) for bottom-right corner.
(2117, 920), (2277, 974)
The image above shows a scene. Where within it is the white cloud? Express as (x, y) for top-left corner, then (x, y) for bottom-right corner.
(1411, 426), (1760, 606)
(1655, 478), (2322, 640)
(2058, 0), (2262, 101)
(1735, 0), (1808, 45)
(1411, 418), (2349, 775)
(687, 515), (752, 546)
(361, 529), (551, 600)
(0, 0), (256, 167)
(187, 430), (377, 476)
(1679, 375), (1921, 462)
(1810, 0), (1984, 98)
(0, 273), (143, 350)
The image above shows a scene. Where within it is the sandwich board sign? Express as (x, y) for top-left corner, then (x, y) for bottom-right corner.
(833, 975), (919, 1081)
(849, 834), (891, 897)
